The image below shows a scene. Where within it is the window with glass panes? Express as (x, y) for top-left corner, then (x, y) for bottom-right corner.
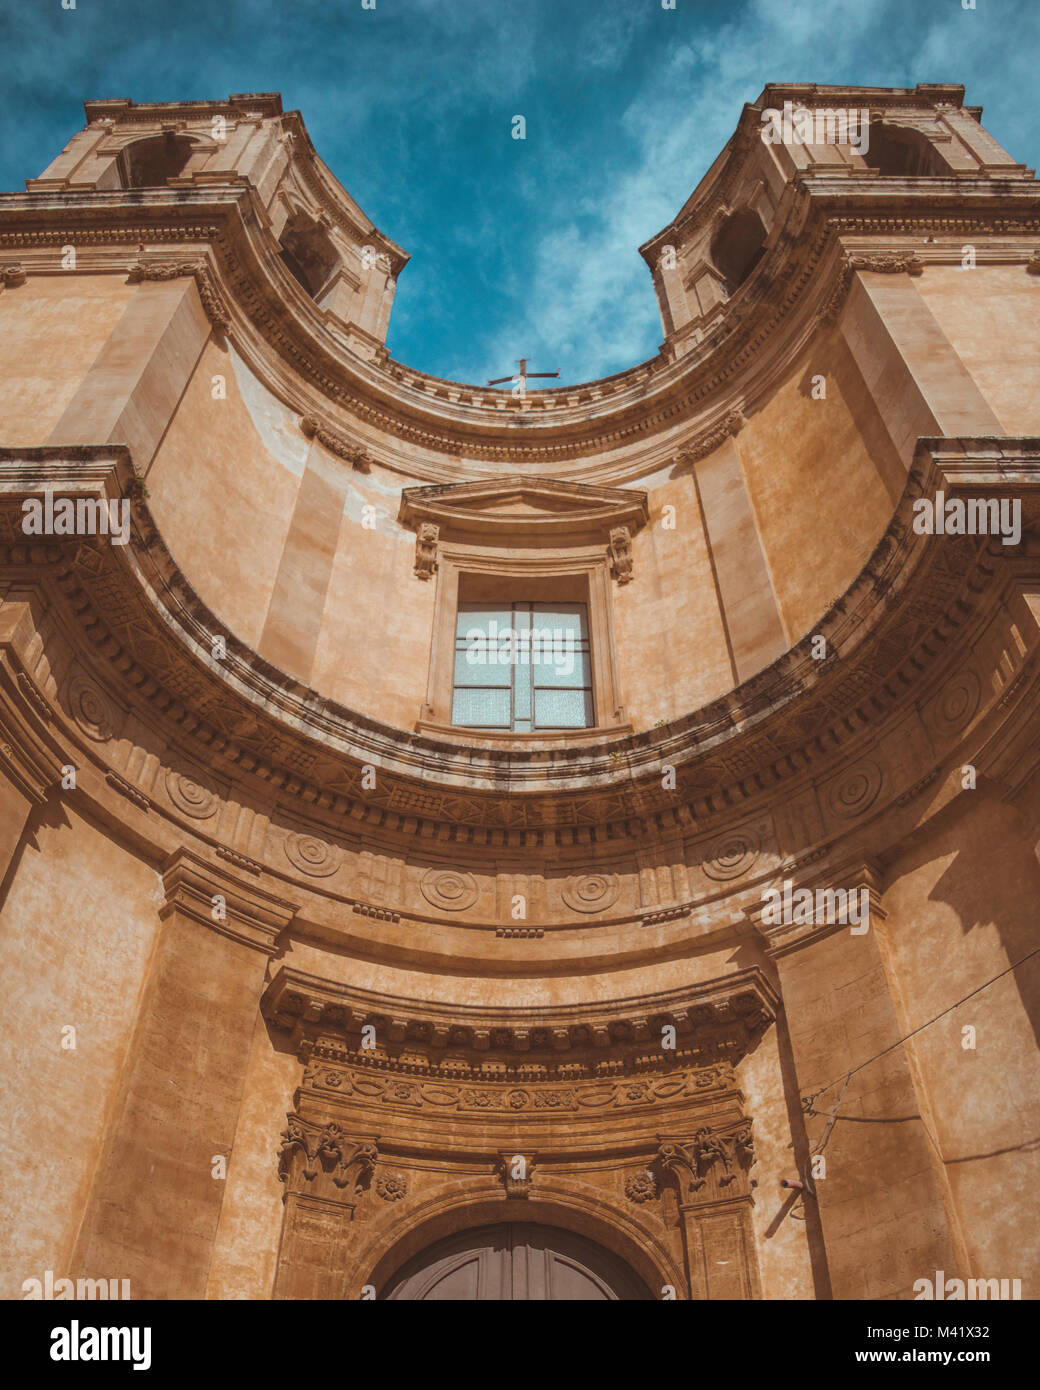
(452, 602), (594, 731)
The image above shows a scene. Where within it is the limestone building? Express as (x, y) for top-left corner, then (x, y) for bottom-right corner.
(1, 83), (1039, 1301)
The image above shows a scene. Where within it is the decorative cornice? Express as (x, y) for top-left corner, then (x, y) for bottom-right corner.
(262, 964), (777, 1066)
(83, 93), (284, 125)
(746, 859), (887, 957)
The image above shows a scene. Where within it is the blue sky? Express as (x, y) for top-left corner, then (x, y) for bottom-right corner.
(2, 0), (1037, 386)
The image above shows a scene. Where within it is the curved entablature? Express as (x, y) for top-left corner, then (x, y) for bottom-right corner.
(5, 85), (1037, 478)
(1, 439), (1037, 842)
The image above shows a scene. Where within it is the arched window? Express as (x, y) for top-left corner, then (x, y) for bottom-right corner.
(863, 124), (945, 177)
(119, 133), (195, 188)
(710, 208), (767, 292)
(277, 212), (339, 298)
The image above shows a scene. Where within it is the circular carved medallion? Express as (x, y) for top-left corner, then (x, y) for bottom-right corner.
(702, 826), (760, 881)
(561, 873), (621, 913)
(825, 759), (882, 820)
(285, 832), (341, 878)
(165, 768), (219, 820)
(67, 674), (116, 743)
(420, 868), (478, 911)
(932, 669), (981, 735)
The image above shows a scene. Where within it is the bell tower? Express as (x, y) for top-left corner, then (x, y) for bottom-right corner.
(24, 92), (408, 359)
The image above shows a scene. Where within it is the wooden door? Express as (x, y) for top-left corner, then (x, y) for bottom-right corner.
(383, 1222), (652, 1300)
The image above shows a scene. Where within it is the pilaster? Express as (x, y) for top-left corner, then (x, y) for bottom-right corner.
(70, 850), (298, 1298)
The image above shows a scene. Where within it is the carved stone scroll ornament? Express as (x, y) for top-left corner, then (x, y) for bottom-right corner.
(608, 525), (633, 584)
(277, 1113), (378, 1198)
(299, 414), (372, 472)
(822, 251), (925, 324)
(413, 522), (439, 580)
(125, 259), (231, 332)
(676, 411), (745, 468)
(284, 830), (342, 878)
(496, 1152), (536, 1199)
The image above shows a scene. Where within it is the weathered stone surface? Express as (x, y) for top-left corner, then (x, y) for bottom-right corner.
(1, 83), (1039, 1301)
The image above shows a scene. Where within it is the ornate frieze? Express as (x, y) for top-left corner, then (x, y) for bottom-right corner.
(300, 1057), (739, 1112)
(822, 250), (925, 324)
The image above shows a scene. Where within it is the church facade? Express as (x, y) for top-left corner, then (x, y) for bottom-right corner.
(1, 83), (1039, 1300)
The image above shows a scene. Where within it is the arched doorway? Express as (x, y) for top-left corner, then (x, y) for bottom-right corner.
(383, 1222), (654, 1301)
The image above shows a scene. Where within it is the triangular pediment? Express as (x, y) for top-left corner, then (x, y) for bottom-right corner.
(398, 475), (648, 540)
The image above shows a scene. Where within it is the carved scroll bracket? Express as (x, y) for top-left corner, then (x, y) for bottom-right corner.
(299, 413), (373, 472)
(496, 1151), (536, 1199)
(126, 259), (231, 332)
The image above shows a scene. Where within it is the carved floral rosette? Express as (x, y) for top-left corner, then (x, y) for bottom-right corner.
(625, 1169), (660, 1204)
